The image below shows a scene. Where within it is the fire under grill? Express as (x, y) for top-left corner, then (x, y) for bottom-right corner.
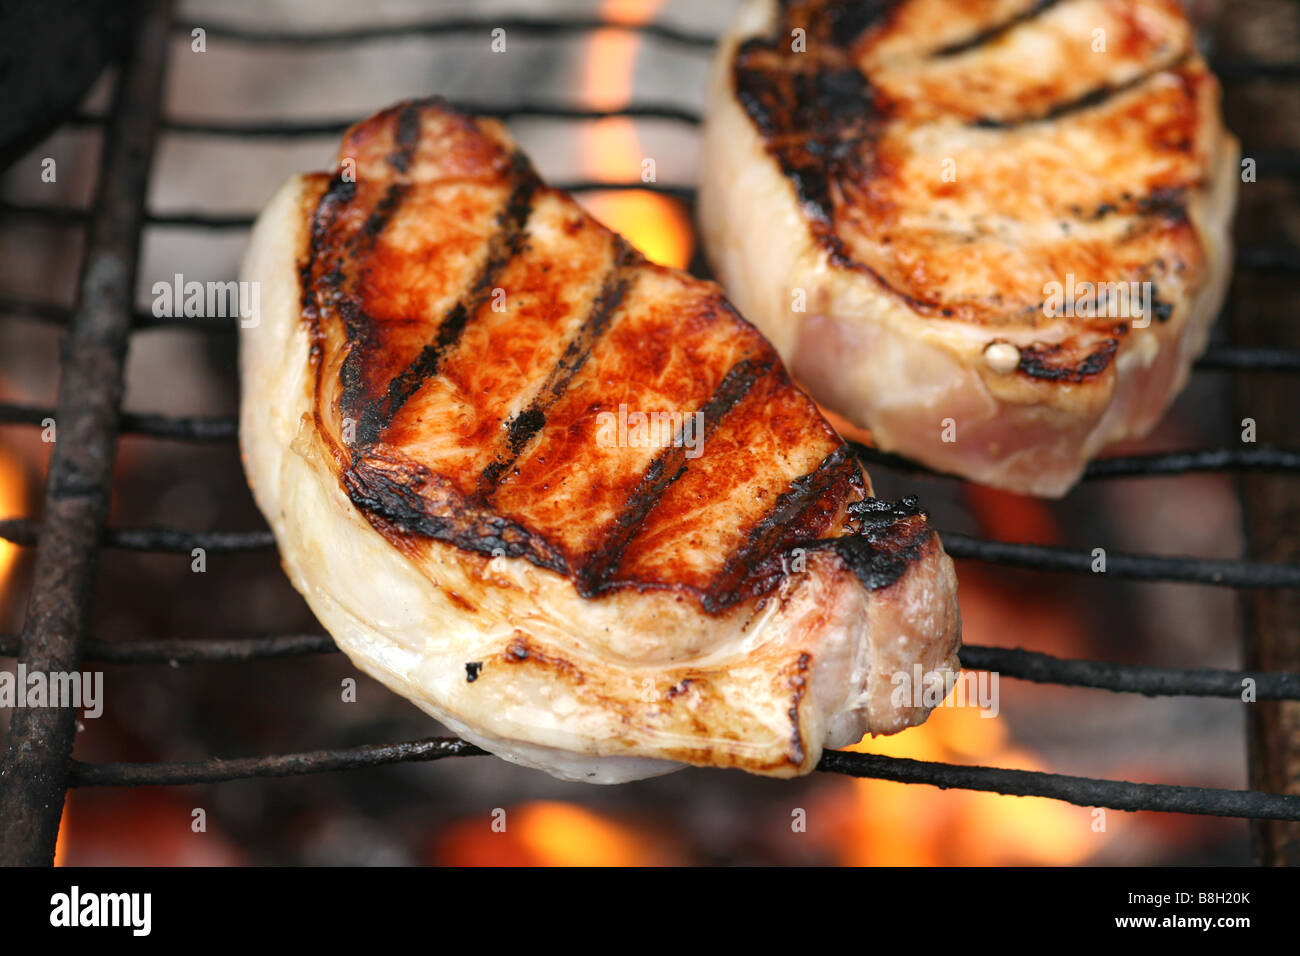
(1, 0), (1300, 866)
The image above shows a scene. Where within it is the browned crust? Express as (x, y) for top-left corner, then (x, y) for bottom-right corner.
(295, 97), (941, 615)
(729, 0), (1220, 383)
(1017, 336), (1122, 383)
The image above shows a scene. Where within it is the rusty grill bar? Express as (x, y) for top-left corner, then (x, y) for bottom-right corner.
(0, 0), (173, 866)
(1, 2), (1300, 866)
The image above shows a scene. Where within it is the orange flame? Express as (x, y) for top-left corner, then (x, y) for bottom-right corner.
(0, 443), (24, 596)
(817, 707), (1111, 866)
(807, 473), (1111, 864)
(434, 801), (672, 866)
(53, 802), (69, 867)
(53, 791), (243, 866)
(509, 801), (657, 866)
(578, 0), (693, 268)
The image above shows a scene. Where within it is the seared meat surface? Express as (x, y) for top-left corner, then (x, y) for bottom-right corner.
(700, 0), (1238, 496)
(240, 99), (961, 782)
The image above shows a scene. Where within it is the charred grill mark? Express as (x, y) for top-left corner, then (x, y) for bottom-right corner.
(796, 495), (934, 591)
(775, 0), (899, 46)
(734, 1), (1204, 333)
(302, 151), (430, 451)
(300, 171), (368, 484)
(1151, 284), (1173, 323)
(309, 101), (883, 617)
(933, 0), (1061, 57)
(388, 102), (423, 173)
(580, 447), (695, 593)
(576, 355), (774, 598)
(733, 42), (879, 233)
(971, 55), (1190, 129)
(1051, 190), (1187, 330)
(299, 173), (358, 351)
(344, 458), (570, 575)
(1018, 337), (1121, 382)
(787, 651), (811, 766)
(1134, 187), (1189, 219)
(496, 407), (546, 467)
(704, 445), (859, 613)
(336, 182), (412, 429)
(732, 1), (936, 304)
(477, 240), (640, 494)
(733, 445), (866, 600)
(1074, 186), (1186, 223)
(732, 1), (899, 231)
(353, 151), (541, 448)
(337, 298), (381, 432)
(360, 182), (410, 240)
(826, 1), (898, 45)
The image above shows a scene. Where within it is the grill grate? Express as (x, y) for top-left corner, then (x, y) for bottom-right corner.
(2, 0), (1300, 865)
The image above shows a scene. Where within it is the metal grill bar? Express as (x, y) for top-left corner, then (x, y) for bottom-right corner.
(0, 520), (273, 552)
(0, 0), (172, 867)
(814, 750), (1300, 820)
(940, 532), (1300, 587)
(179, 16), (717, 48)
(69, 738), (489, 786)
(1237, 246), (1300, 272)
(9, 195), (1300, 273)
(63, 107), (1300, 189)
(2, 182), (703, 229)
(8, 291), (1300, 370)
(0, 200), (87, 225)
(1195, 346), (1300, 372)
(1211, 59), (1300, 81)
(957, 645), (1300, 699)
(2, 518), (1297, 587)
(172, 15), (1300, 93)
(4, 631), (1295, 701)
(0, 293), (222, 331)
(0, 4), (1297, 857)
(849, 441), (1300, 480)
(59, 735), (1300, 822)
(142, 103), (703, 135)
(0, 403), (237, 441)
(0, 633), (339, 664)
(5, 401), (1294, 477)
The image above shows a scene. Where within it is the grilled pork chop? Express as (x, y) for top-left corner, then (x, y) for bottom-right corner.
(699, 0), (1238, 496)
(239, 99), (960, 782)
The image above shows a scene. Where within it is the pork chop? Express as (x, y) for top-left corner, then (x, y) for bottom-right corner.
(239, 99), (961, 782)
(699, 0), (1238, 496)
